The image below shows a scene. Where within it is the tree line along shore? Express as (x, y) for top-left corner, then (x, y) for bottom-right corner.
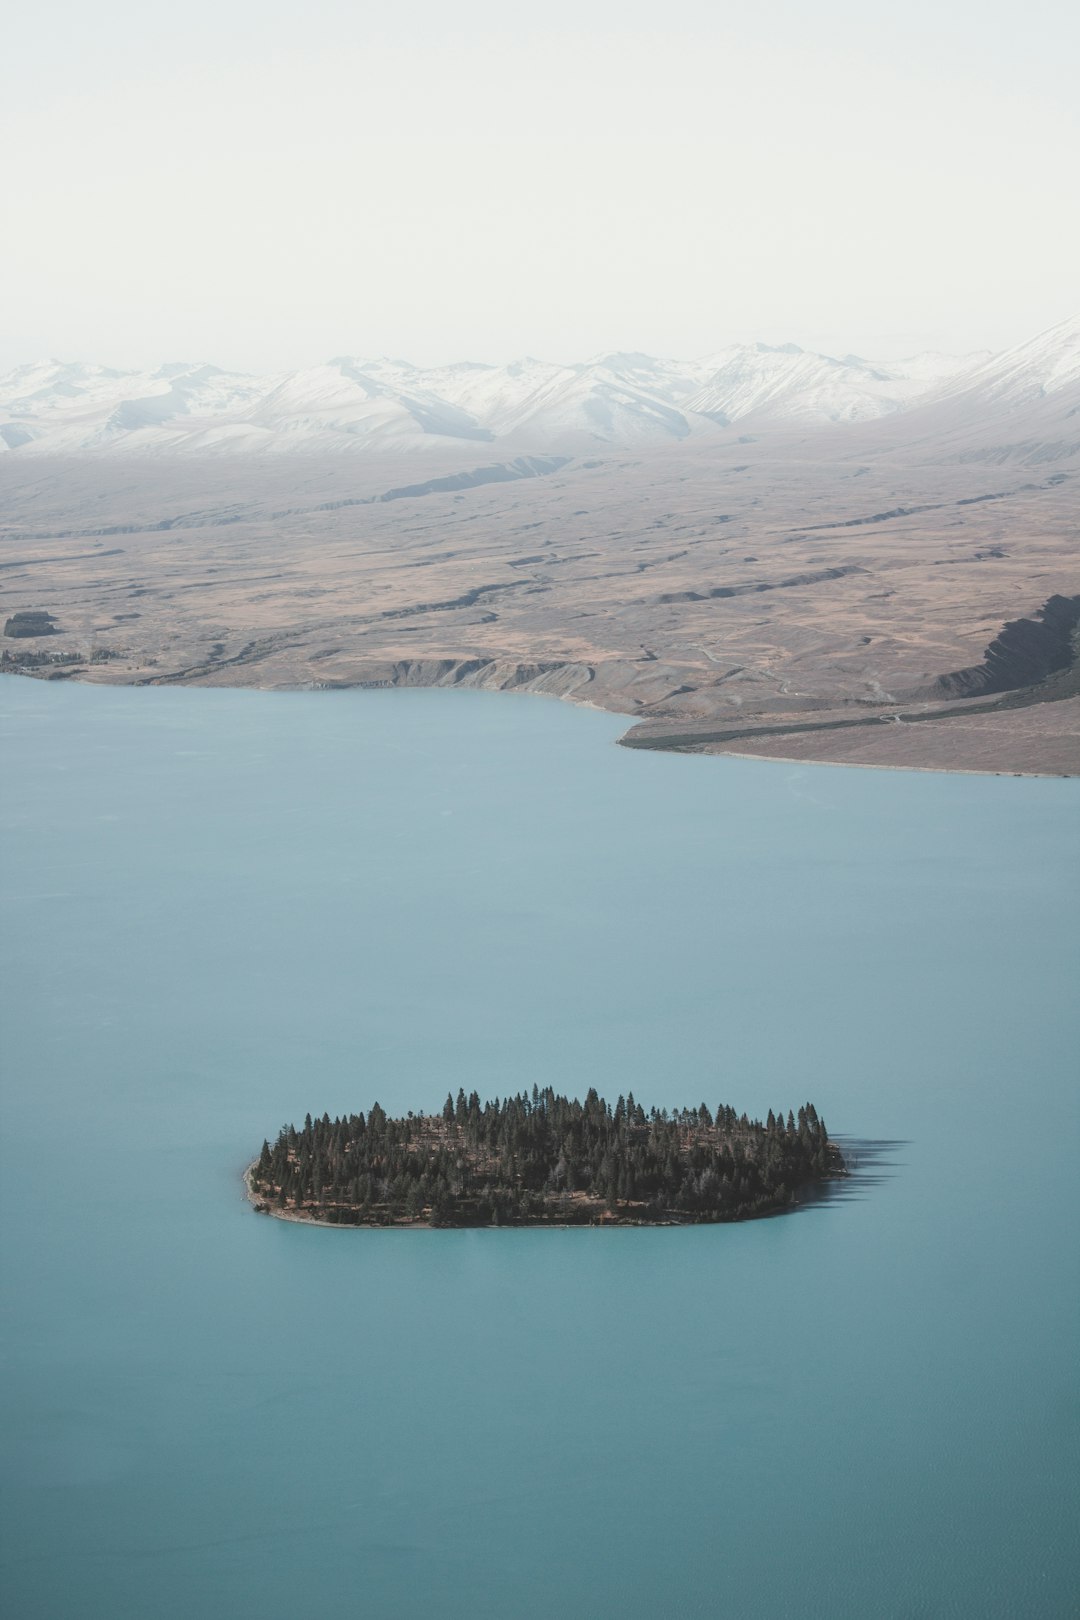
(248, 1087), (845, 1227)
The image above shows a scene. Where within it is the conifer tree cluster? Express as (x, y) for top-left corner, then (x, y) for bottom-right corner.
(249, 1089), (843, 1226)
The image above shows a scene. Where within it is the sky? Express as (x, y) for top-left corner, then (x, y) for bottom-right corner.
(3, 0), (1077, 372)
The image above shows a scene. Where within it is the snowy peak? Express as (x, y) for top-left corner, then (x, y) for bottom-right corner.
(683, 344), (1000, 425)
(935, 315), (1080, 406)
(0, 322), (1072, 456)
(879, 349), (992, 384)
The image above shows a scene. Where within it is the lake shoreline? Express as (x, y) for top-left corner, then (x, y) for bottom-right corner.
(5, 666), (1076, 777)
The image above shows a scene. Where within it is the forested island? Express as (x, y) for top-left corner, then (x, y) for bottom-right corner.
(248, 1088), (845, 1226)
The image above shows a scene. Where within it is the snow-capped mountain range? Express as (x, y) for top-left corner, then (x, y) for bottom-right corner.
(1, 319), (1076, 457)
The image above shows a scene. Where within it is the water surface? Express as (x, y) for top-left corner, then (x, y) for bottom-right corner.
(1, 679), (1077, 1618)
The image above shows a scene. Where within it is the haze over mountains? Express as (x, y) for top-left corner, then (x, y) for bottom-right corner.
(2, 316), (1076, 459)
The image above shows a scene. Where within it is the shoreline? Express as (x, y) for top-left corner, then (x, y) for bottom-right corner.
(704, 746), (1070, 780)
(6, 667), (1078, 779)
(242, 1162), (848, 1232)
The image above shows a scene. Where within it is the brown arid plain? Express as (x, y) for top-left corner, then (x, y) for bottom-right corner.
(2, 384), (1078, 776)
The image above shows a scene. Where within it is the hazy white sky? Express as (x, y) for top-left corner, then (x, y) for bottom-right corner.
(3, 0), (1077, 370)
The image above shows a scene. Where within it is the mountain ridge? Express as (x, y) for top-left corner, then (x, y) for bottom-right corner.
(1, 318), (1075, 457)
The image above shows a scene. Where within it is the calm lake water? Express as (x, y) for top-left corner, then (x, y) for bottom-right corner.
(1, 677), (1077, 1619)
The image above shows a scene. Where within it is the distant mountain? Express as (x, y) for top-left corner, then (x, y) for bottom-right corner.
(0, 321), (1074, 457)
(683, 343), (995, 425)
(848, 316), (1080, 468)
(929, 315), (1080, 407)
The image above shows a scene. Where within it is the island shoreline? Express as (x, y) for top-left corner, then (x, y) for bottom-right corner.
(244, 1162), (847, 1228)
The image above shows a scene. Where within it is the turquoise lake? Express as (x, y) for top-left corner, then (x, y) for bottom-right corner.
(1, 676), (1077, 1619)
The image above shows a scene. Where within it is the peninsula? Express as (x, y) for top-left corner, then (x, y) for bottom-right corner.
(247, 1088), (845, 1227)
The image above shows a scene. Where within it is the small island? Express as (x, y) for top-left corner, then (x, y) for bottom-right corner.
(248, 1088), (845, 1226)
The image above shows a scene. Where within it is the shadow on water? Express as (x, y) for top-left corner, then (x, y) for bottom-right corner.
(799, 1137), (906, 1211)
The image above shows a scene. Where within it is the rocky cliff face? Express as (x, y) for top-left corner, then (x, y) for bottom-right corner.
(3, 610), (58, 638)
(920, 594), (1080, 700)
(344, 657), (596, 698)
